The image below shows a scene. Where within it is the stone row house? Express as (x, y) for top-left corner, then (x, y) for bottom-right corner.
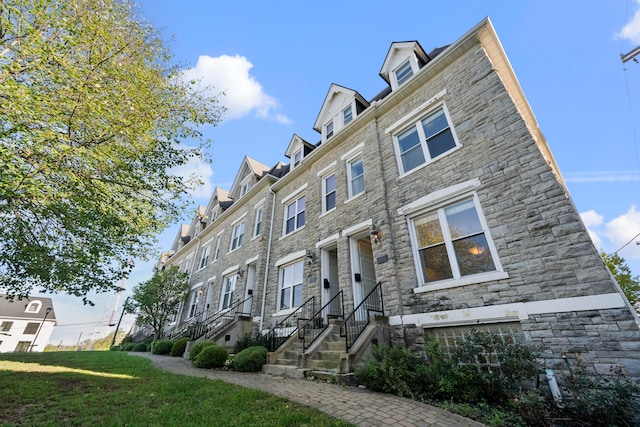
(153, 18), (640, 378)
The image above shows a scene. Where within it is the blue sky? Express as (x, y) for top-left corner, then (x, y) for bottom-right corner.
(48, 1), (640, 345)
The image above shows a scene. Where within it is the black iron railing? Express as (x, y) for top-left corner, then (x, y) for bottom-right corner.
(201, 295), (253, 340)
(300, 291), (344, 351)
(162, 315), (200, 340)
(340, 282), (384, 351)
(267, 296), (315, 351)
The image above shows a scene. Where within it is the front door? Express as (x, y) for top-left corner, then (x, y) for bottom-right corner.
(350, 235), (377, 308)
(321, 245), (340, 318)
(244, 263), (256, 315)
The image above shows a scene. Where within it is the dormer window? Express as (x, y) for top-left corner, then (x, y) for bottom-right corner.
(240, 179), (251, 197)
(293, 150), (302, 168)
(343, 106), (353, 126)
(325, 120), (334, 140)
(395, 60), (414, 87)
(25, 301), (42, 313)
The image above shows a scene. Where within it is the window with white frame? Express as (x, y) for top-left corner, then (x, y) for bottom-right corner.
(343, 105), (353, 126)
(253, 206), (264, 237)
(220, 274), (236, 310)
(183, 258), (193, 275)
(411, 197), (497, 285)
(322, 173), (336, 213)
(394, 59), (414, 87)
(325, 120), (334, 140)
(292, 150), (302, 169)
(229, 222), (245, 251)
(1, 321), (13, 332)
(278, 261), (303, 310)
(25, 301), (42, 313)
(347, 156), (365, 199)
(240, 178), (252, 198)
(188, 290), (199, 318)
(285, 195), (305, 234)
(198, 246), (211, 269)
(395, 106), (458, 174)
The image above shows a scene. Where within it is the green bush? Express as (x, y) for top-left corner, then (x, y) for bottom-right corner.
(234, 332), (270, 353)
(355, 344), (424, 398)
(122, 342), (135, 351)
(132, 343), (148, 352)
(232, 346), (268, 372)
(189, 340), (217, 360)
(171, 337), (191, 357)
(109, 345), (120, 351)
(194, 344), (228, 369)
(151, 340), (174, 355)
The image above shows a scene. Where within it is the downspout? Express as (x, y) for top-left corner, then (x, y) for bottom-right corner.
(259, 186), (277, 331)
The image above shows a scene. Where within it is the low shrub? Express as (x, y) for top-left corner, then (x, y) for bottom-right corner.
(132, 343), (148, 352)
(233, 346), (268, 372)
(234, 332), (270, 353)
(355, 344), (424, 398)
(194, 344), (228, 369)
(189, 340), (217, 361)
(122, 342), (135, 351)
(151, 340), (174, 355)
(171, 337), (191, 357)
(109, 345), (120, 351)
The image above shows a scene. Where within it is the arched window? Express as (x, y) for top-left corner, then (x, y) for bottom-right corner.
(25, 301), (42, 314)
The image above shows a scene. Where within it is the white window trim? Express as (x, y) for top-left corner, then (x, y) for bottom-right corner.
(197, 245), (211, 271)
(252, 203), (264, 239)
(275, 259), (304, 315)
(316, 233), (340, 249)
(342, 104), (354, 126)
(385, 89), (448, 135)
(405, 190), (506, 292)
(292, 149), (303, 169)
(25, 301), (42, 314)
(245, 254), (259, 265)
(341, 219), (373, 238)
(281, 192), (306, 238)
(320, 169), (337, 216)
(219, 274), (237, 311)
(221, 265), (240, 276)
(228, 221), (246, 253)
(316, 161), (338, 177)
(397, 178), (481, 216)
(281, 183), (308, 205)
(340, 142), (365, 161)
(275, 250), (306, 267)
(392, 102), (461, 178)
(345, 155), (365, 202)
(231, 211), (248, 225)
(213, 233), (223, 262)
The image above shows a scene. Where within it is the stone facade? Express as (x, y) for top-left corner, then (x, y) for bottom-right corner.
(157, 18), (640, 376)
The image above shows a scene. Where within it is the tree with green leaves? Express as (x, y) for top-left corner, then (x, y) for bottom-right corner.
(602, 252), (640, 310)
(130, 266), (190, 340)
(0, 0), (223, 302)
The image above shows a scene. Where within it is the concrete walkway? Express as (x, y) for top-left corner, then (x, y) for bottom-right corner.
(130, 352), (484, 427)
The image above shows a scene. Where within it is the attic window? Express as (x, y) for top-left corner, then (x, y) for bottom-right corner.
(25, 301), (42, 313)
(240, 179), (252, 197)
(343, 106), (353, 126)
(325, 120), (334, 140)
(395, 60), (414, 87)
(292, 150), (302, 168)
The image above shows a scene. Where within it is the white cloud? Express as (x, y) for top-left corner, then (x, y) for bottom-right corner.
(170, 154), (214, 200)
(616, 0), (640, 44)
(581, 206), (640, 260)
(182, 54), (292, 123)
(564, 170), (640, 183)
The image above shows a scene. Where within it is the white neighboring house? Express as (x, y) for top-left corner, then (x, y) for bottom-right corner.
(0, 295), (57, 352)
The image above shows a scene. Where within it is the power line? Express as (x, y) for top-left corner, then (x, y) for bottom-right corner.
(614, 230), (640, 254)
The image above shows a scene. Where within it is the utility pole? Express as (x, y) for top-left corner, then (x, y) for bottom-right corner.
(110, 296), (130, 348)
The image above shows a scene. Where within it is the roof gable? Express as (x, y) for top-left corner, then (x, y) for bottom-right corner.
(228, 156), (271, 200)
(313, 84), (369, 140)
(379, 41), (429, 88)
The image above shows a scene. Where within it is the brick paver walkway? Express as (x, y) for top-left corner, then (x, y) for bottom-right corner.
(130, 352), (484, 427)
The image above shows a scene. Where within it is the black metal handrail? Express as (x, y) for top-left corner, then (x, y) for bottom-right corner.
(300, 291), (344, 351)
(162, 314), (200, 340)
(340, 282), (384, 351)
(200, 295), (253, 340)
(267, 296), (315, 351)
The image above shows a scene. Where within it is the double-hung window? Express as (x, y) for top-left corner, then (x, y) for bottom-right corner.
(199, 246), (211, 269)
(395, 106), (458, 174)
(220, 275), (236, 310)
(395, 59), (414, 87)
(213, 235), (222, 261)
(279, 261), (303, 310)
(343, 106), (353, 126)
(285, 196), (305, 234)
(253, 206), (264, 237)
(323, 173), (336, 213)
(230, 222), (245, 251)
(292, 150), (302, 168)
(347, 157), (365, 198)
(411, 198), (497, 285)
(325, 120), (334, 140)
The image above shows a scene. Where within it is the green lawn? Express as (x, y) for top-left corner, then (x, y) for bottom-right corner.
(0, 351), (352, 426)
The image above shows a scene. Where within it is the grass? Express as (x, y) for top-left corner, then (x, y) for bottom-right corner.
(0, 351), (352, 427)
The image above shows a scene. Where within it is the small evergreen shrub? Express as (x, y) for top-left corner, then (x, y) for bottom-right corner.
(171, 337), (191, 357)
(194, 344), (228, 369)
(189, 340), (217, 360)
(355, 344), (424, 398)
(151, 339), (174, 355)
(132, 342), (148, 352)
(232, 346), (268, 372)
(234, 331), (270, 353)
(110, 345), (120, 351)
(122, 342), (136, 351)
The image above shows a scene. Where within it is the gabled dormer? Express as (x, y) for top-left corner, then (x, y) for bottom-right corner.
(228, 156), (271, 200)
(204, 187), (232, 224)
(170, 223), (191, 252)
(313, 84), (369, 143)
(189, 205), (207, 237)
(379, 41), (430, 91)
(285, 134), (315, 170)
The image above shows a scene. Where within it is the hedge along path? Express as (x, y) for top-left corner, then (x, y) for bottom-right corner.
(130, 352), (484, 426)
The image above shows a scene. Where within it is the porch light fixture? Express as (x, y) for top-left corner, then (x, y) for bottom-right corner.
(370, 224), (380, 244)
(305, 250), (315, 265)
